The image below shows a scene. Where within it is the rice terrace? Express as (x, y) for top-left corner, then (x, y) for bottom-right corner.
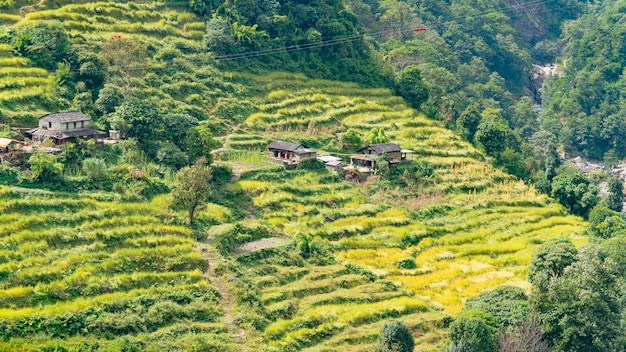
(1, 0), (624, 350)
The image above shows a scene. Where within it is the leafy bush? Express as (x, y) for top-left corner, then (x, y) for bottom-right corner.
(29, 151), (63, 183)
(0, 162), (21, 184)
(82, 157), (108, 181)
(376, 320), (414, 352)
(462, 286), (528, 328)
(395, 258), (416, 269)
(447, 310), (499, 352)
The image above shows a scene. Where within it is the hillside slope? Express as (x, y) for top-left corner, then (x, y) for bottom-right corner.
(0, 187), (244, 351)
(211, 72), (587, 351)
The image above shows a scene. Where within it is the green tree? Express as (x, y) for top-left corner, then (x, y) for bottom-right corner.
(100, 37), (146, 99)
(376, 320), (414, 352)
(189, 0), (217, 16)
(94, 84), (124, 116)
(163, 113), (199, 147)
(396, 65), (429, 110)
(528, 237), (577, 293)
(171, 158), (212, 226)
(605, 176), (623, 212)
(506, 96), (538, 138)
(447, 310), (499, 352)
(475, 121), (507, 156)
(533, 245), (623, 351)
(157, 142), (190, 171)
(367, 128), (388, 144)
(112, 97), (163, 147)
(82, 157), (108, 181)
(204, 17), (236, 55)
(587, 205), (626, 239)
(184, 125), (219, 163)
(15, 21), (69, 70)
(29, 151), (64, 183)
(342, 129), (362, 148)
(602, 235), (626, 272)
(462, 285), (528, 328)
(456, 105), (482, 142)
(550, 173), (599, 218)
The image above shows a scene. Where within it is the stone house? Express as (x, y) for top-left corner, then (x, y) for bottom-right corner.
(267, 140), (317, 165)
(26, 112), (105, 145)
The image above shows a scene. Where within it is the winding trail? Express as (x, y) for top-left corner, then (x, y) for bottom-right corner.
(194, 241), (248, 351)
(211, 123), (241, 155)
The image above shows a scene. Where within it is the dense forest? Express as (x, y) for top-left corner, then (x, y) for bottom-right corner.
(1, 0), (626, 350)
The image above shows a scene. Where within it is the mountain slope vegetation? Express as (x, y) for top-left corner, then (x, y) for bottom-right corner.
(211, 72), (586, 350)
(0, 0), (622, 350)
(542, 0), (626, 160)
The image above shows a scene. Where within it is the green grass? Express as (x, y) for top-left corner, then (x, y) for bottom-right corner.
(212, 72), (588, 351)
(0, 187), (236, 351)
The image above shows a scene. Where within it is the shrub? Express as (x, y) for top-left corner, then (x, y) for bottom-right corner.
(462, 286), (528, 328)
(0, 162), (21, 184)
(297, 158), (325, 170)
(376, 320), (414, 352)
(82, 157), (108, 181)
(29, 151), (63, 183)
(395, 258), (416, 269)
(447, 310), (499, 352)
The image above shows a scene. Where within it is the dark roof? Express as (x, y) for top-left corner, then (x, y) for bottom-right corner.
(268, 140), (303, 152)
(30, 128), (68, 138)
(65, 128), (106, 137)
(29, 128), (104, 139)
(294, 148), (316, 155)
(39, 111), (90, 123)
(357, 143), (402, 154)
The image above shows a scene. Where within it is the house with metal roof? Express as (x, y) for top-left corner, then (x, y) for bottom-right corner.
(267, 140), (317, 165)
(26, 112), (105, 145)
(344, 143), (415, 179)
(356, 143), (414, 164)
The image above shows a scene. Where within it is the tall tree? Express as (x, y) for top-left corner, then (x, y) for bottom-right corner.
(528, 236), (578, 293)
(550, 173), (598, 218)
(15, 21), (69, 70)
(475, 121), (507, 156)
(396, 65), (429, 110)
(100, 37), (146, 99)
(532, 245), (623, 352)
(112, 97), (163, 147)
(456, 105), (482, 142)
(605, 176), (623, 212)
(171, 158), (212, 226)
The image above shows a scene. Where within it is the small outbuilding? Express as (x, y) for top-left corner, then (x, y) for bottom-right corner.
(0, 138), (18, 153)
(267, 140), (317, 165)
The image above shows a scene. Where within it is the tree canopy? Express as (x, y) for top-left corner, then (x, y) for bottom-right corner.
(171, 158), (213, 226)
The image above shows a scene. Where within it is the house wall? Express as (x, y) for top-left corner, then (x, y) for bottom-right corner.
(295, 152), (316, 160)
(269, 149), (293, 159)
(385, 151), (402, 160)
(39, 120), (89, 131)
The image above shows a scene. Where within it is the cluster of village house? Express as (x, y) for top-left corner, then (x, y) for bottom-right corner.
(1, 111), (413, 177)
(267, 140), (414, 176)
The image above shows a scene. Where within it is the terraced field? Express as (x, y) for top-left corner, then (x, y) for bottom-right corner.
(0, 43), (56, 123)
(4, 0), (204, 42)
(0, 187), (238, 351)
(218, 73), (587, 351)
(0, 0), (233, 126)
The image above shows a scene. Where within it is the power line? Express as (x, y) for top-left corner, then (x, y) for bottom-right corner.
(213, 0), (562, 61)
(55, 0), (565, 72)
